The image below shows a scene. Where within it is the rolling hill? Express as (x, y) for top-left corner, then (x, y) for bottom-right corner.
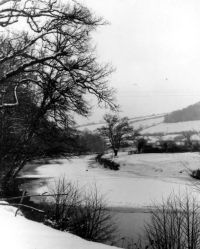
(164, 102), (200, 123)
(77, 101), (200, 136)
(77, 114), (165, 132)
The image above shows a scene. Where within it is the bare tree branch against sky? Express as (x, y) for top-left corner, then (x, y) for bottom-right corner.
(77, 0), (200, 123)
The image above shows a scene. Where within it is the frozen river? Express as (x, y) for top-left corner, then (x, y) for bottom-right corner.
(19, 152), (200, 244)
(20, 152), (200, 208)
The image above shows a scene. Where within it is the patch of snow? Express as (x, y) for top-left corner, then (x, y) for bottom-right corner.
(0, 201), (119, 249)
(141, 120), (200, 135)
(77, 115), (165, 132)
(130, 116), (164, 129)
(191, 134), (200, 141)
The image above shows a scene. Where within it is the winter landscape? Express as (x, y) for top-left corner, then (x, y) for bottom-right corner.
(1, 0), (200, 249)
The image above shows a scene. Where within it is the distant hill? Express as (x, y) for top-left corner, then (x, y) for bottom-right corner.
(164, 102), (200, 123)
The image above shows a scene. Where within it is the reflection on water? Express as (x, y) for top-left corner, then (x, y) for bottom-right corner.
(110, 211), (151, 247)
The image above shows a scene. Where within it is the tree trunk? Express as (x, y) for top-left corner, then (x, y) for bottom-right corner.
(114, 149), (118, 157)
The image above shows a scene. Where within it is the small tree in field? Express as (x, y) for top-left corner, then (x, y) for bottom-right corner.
(98, 114), (133, 156)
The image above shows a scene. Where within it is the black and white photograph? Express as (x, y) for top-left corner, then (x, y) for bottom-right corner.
(1, 0), (200, 248)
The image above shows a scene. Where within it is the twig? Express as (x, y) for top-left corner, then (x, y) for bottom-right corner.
(15, 190), (25, 216)
(0, 202), (44, 214)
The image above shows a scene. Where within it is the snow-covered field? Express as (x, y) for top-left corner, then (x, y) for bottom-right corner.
(21, 152), (200, 209)
(129, 116), (164, 130)
(77, 114), (165, 132)
(77, 112), (200, 137)
(141, 119), (200, 135)
(0, 202), (119, 249)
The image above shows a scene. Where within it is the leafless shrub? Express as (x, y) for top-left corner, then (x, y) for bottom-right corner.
(70, 186), (117, 243)
(42, 177), (81, 230)
(42, 177), (117, 243)
(144, 194), (200, 249)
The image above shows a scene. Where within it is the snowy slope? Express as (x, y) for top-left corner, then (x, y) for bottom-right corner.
(0, 202), (119, 249)
(77, 114), (165, 132)
(141, 119), (200, 135)
(77, 114), (200, 135)
(130, 116), (164, 129)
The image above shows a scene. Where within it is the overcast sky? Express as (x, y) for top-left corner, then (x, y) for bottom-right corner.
(77, 0), (200, 123)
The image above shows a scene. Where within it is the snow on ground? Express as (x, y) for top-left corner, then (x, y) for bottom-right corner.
(141, 119), (200, 134)
(21, 152), (200, 209)
(0, 202), (119, 249)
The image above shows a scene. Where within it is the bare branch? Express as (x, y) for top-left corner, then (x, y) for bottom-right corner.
(0, 85), (18, 108)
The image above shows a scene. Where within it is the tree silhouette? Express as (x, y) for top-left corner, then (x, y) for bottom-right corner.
(98, 114), (133, 156)
(0, 0), (115, 187)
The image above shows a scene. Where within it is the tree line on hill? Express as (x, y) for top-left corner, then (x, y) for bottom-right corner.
(164, 102), (200, 123)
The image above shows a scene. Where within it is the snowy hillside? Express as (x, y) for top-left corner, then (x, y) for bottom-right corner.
(141, 119), (200, 135)
(77, 114), (165, 132)
(130, 116), (164, 130)
(0, 202), (119, 249)
(77, 102), (200, 136)
(78, 116), (200, 136)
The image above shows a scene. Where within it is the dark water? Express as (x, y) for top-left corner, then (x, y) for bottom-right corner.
(113, 211), (151, 239)
(19, 177), (151, 247)
(109, 211), (151, 247)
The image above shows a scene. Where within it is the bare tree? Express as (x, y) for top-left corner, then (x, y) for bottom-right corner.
(0, 0), (116, 184)
(98, 114), (133, 156)
(0, 0), (115, 109)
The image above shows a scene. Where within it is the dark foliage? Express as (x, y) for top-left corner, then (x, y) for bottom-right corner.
(190, 169), (200, 180)
(34, 120), (79, 157)
(76, 130), (106, 154)
(164, 102), (200, 123)
(95, 154), (120, 170)
(136, 136), (200, 154)
(0, 86), (79, 188)
(137, 138), (147, 153)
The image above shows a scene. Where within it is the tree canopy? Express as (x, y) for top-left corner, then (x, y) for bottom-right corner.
(0, 0), (116, 189)
(98, 114), (133, 156)
(0, 0), (115, 117)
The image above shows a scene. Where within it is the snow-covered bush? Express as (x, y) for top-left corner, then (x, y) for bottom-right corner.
(95, 154), (120, 170)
